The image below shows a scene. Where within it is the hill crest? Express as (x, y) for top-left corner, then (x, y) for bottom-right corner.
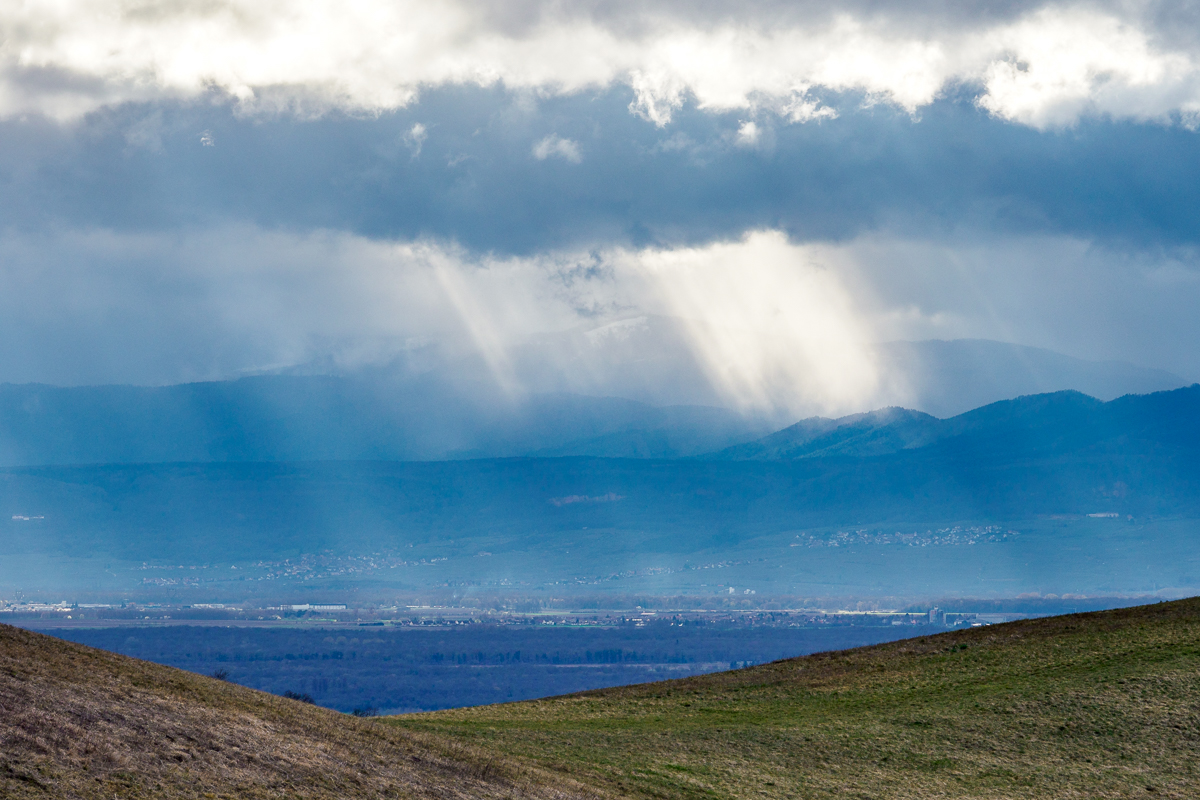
(0, 622), (600, 800)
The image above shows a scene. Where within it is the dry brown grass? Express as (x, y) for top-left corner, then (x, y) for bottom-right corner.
(0, 623), (609, 800)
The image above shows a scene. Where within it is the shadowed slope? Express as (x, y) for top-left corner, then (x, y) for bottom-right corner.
(395, 598), (1200, 799)
(0, 624), (603, 800)
(715, 385), (1200, 463)
(716, 406), (941, 459)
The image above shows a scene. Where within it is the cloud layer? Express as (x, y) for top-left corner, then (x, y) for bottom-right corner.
(0, 225), (879, 414)
(2, 2), (1198, 416)
(6, 1), (1200, 128)
(2, 224), (1197, 416)
(4, 90), (1199, 255)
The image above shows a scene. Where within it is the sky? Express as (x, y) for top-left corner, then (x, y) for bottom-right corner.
(2, 0), (1200, 415)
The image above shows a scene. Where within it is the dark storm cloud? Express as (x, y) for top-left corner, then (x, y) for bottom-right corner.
(1, 87), (1198, 254)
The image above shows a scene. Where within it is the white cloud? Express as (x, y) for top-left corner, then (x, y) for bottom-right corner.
(403, 123), (427, 158)
(3, 1), (1200, 129)
(973, 6), (1200, 128)
(735, 121), (761, 147)
(782, 91), (838, 123)
(532, 134), (582, 162)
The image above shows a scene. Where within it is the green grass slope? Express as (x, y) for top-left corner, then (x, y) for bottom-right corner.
(393, 599), (1200, 799)
(0, 623), (602, 800)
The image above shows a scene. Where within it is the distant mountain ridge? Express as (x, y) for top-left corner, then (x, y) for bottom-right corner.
(5, 386), (1200, 554)
(716, 386), (1200, 461)
(0, 332), (1188, 467)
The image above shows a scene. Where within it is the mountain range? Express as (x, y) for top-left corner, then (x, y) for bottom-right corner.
(4, 385), (1200, 598)
(716, 383), (1200, 461)
(0, 334), (1188, 466)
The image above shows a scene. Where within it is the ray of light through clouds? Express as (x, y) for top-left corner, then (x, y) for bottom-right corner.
(628, 232), (879, 415)
(1, 0), (1199, 415)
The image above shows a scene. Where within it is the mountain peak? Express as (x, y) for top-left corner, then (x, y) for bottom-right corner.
(715, 405), (942, 460)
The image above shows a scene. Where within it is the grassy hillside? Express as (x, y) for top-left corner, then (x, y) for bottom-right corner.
(0, 623), (600, 800)
(393, 598), (1200, 799)
(6, 599), (1199, 799)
